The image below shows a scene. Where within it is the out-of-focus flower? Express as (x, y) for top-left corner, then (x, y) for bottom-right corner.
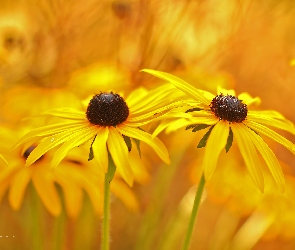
(14, 84), (192, 186)
(0, 126), (102, 217)
(143, 69), (295, 192)
(67, 62), (131, 99)
(0, 85), (81, 124)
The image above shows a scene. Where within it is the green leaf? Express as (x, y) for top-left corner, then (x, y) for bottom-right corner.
(123, 135), (132, 152)
(186, 124), (197, 130)
(88, 135), (97, 161)
(132, 138), (141, 158)
(225, 128), (233, 153)
(107, 151), (116, 183)
(197, 126), (214, 148)
(185, 108), (202, 113)
(192, 124), (211, 132)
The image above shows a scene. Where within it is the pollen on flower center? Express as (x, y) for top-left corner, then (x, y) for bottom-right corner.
(210, 94), (248, 123)
(86, 92), (129, 126)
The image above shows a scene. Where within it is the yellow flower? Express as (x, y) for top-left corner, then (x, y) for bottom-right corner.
(142, 69), (295, 192)
(14, 84), (191, 186)
(0, 126), (102, 217)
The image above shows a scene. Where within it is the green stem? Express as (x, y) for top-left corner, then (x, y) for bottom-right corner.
(101, 152), (116, 250)
(31, 183), (42, 250)
(182, 172), (206, 250)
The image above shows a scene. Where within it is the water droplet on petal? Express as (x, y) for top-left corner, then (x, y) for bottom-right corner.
(51, 138), (55, 142)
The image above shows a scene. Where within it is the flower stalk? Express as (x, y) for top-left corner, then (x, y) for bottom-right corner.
(182, 172), (206, 250)
(102, 152), (116, 250)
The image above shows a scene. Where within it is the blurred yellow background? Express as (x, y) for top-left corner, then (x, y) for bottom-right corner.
(1, 0), (295, 249)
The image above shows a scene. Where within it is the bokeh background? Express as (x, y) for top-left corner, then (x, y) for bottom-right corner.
(1, 0), (295, 249)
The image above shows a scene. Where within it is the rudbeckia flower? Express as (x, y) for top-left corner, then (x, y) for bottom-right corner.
(14, 84), (192, 186)
(0, 126), (102, 217)
(142, 69), (295, 192)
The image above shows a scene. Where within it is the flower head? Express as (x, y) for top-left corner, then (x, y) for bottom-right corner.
(14, 84), (190, 186)
(142, 69), (295, 193)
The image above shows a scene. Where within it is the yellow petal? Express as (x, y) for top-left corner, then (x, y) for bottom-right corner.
(247, 111), (295, 134)
(246, 120), (295, 155)
(0, 154), (8, 165)
(125, 87), (148, 107)
(9, 168), (31, 210)
(244, 127), (285, 192)
(118, 125), (170, 164)
(32, 171), (61, 216)
(51, 126), (97, 168)
(92, 127), (109, 173)
(111, 179), (139, 211)
(203, 121), (229, 180)
(141, 69), (214, 105)
(107, 128), (134, 186)
(231, 124), (264, 192)
(13, 122), (85, 150)
(238, 92), (261, 106)
(41, 108), (85, 120)
(26, 125), (86, 166)
(55, 175), (83, 218)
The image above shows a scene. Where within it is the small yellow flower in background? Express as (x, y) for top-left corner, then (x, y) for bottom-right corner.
(142, 69), (295, 193)
(14, 84), (192, 186)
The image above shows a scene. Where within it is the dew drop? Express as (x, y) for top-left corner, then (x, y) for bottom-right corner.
(51, 138), (55, 142)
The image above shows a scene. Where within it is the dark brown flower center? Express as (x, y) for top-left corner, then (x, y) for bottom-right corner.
(86, 92), (129, 126)
(23, 145), (44, 162)
(210, 94), (248, 123)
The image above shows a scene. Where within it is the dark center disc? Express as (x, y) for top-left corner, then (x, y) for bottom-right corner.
(86, 92), (129, 126)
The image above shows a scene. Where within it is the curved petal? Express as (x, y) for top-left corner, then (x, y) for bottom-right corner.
(203, 121), (229, 180)
(125, 87), (148, 107)
(107, 128), (133, 186)
(238, 92), (261, 106)
(51, 126), (97, 168)
(244, 127), (285, 192)
(92, 127), (109, 173)
(245, 120), (295, 155)
(26, 125), (86, 166)
(13, 122), (85, 150)
(32, 170), (61, 216)
(247, 111), (295, 134)
(8, 168), (31, 210)
(117, 125), (170, 164)
(141, 69), (214, 105)
(231, 124), (264, 193)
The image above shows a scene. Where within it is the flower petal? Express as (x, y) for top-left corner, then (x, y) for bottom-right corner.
(244, 127), (285, 192)
(92, 127), (109, 173)
(247, 111), (295, 134)
(9, 168), (31, 210)
(238, 92), (261, 106)
(13, 122), (85, 150)
(118, 125), (170, 164)
(54, 175), (83, 218)
(246, 120), (295, 155)
(51, 126), (97, 168)
(41, 108), (85, 120)
(32, 170), (61, 216)
(203, 121), (229, 180)
(26, 125), (86, 166)
(141, 69), (214, 105)
(231, 124), (264, 192)
(107, 128), (133, 186)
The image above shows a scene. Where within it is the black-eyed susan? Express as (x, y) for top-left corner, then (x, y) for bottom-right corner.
(13, 84), (192, 186)
(142, 69), (295, 193)
(0, 126), (103, 218)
